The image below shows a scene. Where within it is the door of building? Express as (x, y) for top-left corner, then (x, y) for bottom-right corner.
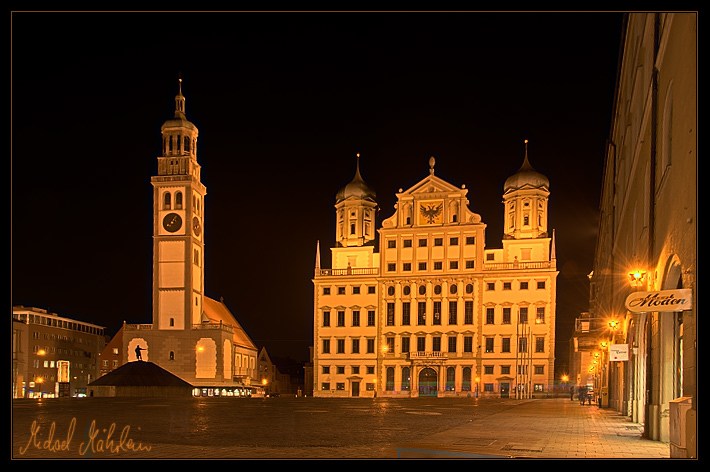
(351, 381), (360, 397)
(419, 368), (438, 397)
(501, 382), (510, 398)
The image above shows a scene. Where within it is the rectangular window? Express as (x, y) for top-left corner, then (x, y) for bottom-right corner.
(322, 311), (330, 327)
(464, 301), (473, 324)
(466, 236), (475, 245)
(386, 337), (395, 353)
(503, 282), (512, 290)
(417, 336), (426, 352)
(352, 338), (360, 353)
(485, 337), (494, 353)
(433, 301), (441, 325)
(323, 287), (330, 295)
(367, 338), (375, 353)
(501, 337), (511, 352)
(432, 336), (441, 352)
(367, 310), (375, 326)
(434, 261), (443, 270)
(417, 302), (426, 325)
(337, 339), (345, 353)
(536, 307), (545, 324)
(519, 307), (528, 324)
(418, 238), (427, 247)
(386, 303), (395, 326)
(520, 281), (528, 290)
(535, 336), (545, 353)
(352, 286), (360, 294)
(448, 300), (457, 324)
(387, 263), (396, 272)
(465, 260), (474, 269)
(448, 336), (457, 353)
(337, 311), (345, 327)
(402, 302), (411, 325)
(352, 310), (360, 326)
(450, 237), (459, 245)
(502, 307), (511, 324)
(449, 260), (458, 270)
(486, 307), (495, 324)
(434, 238), (443, 246)
(403, 262), (412, 271)
(418, 262), (427, 271)
(401, 336), (410, 353)
(463, 336), (473, 352)
(322, 339), (330, 354)
(537, 280), (546, 289)
(387, 240), (396, 248)
(403, 239), (412, 248)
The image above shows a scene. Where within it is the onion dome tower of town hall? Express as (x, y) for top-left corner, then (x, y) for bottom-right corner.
(335, 154), (378, 248)
(502, 140), (550, 240)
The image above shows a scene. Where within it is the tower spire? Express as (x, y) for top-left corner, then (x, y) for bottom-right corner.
(174, 75), (186, 119)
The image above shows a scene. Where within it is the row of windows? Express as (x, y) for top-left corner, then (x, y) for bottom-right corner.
(320, 334), (546, 355)
(386, 236), (477, 248)
(386, 260), (476, 271)
(320, 280), (547, 296)
(321, 304), (546, 328)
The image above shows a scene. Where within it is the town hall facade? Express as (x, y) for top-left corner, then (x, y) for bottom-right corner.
(313, 146), (558, 398)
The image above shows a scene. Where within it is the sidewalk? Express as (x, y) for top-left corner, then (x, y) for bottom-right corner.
(396, 398), (670, 459)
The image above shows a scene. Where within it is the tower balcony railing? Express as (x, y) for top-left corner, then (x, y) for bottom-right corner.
(483, 260), (553, 270)
(316, 268), (380, 276)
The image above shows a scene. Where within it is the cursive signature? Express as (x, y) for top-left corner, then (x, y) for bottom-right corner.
(19, 417), (151, 456)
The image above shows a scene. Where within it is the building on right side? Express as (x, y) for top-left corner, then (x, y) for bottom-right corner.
(586, 13), (696, 456)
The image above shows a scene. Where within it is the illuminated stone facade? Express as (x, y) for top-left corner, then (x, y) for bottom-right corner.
(122, 81), (259, 395)
(589, 13), (696, 453)
(313, 151), (558, 398)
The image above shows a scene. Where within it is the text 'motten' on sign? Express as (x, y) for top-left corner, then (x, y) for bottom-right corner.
(624, 289), (692, 313)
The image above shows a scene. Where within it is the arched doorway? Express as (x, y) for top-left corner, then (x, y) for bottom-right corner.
(418, 367), (438, 397)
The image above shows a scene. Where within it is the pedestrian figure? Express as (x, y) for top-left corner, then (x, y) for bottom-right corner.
(579, 386), (587, 405)
(135, 345), (146, 360)
(570, 386), (575, 401)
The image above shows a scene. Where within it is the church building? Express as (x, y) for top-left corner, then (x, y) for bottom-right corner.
(313, 144), (558, 398)
(121, 80), (259, 397)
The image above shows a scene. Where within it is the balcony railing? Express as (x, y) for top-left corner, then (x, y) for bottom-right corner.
(316, 268), (379, 276)
(408, 351), (447, 360)
(483, 260), (553, 270)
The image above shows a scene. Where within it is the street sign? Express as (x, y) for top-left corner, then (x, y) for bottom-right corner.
(625, 289), (692, 313)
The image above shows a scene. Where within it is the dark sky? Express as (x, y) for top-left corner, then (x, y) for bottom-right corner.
(12, 11), (624, 371)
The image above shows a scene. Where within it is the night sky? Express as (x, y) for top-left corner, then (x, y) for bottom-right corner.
(12, 11), (624, 372)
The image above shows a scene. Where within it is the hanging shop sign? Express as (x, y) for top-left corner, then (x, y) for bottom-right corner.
(609, 344), (629, 361)
(624, 289), (692, 313)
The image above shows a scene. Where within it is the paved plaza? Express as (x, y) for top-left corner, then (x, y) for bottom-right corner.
(12, 396), (671, 460)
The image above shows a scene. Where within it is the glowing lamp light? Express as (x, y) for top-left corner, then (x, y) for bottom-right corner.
(628, 269), (647, 287)
(608, 319), (620, 330)
(197, 345), (205, 352)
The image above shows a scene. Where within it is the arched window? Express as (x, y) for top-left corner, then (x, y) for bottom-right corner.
(401, 367), (411, 391)
(386, 367), (395, 391)
(462, 367), (472, 391)
(163, 192), (171, 210)
(175, 191), (183, 209)
(446, 367), (456, 391)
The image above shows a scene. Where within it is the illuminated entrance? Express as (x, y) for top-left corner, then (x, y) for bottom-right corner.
(418, 368), (438, 397)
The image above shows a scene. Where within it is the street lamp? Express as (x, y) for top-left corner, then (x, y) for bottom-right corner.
(627, 269), (647, 288)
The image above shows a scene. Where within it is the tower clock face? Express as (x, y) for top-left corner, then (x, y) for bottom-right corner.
(162, 212), (182, 233)
(192, 216), (202, 236)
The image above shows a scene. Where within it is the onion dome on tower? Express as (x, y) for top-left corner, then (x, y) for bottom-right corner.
(504, 139), (549, 192)
(334, 154), (378, 247)
(335, 155), (377, 204)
